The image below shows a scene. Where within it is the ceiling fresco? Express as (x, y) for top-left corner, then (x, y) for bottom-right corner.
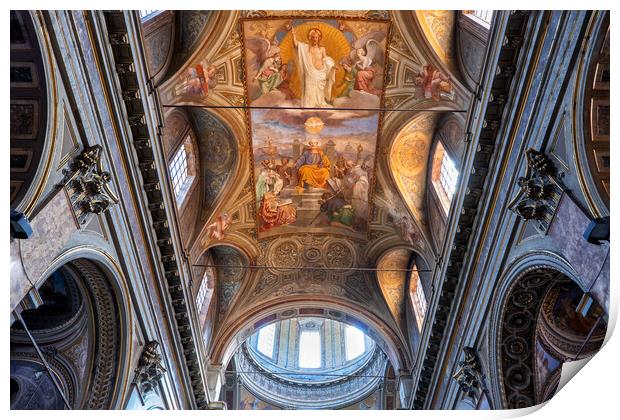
(154, 10), (471, 359)
(239, 17), (391, 240)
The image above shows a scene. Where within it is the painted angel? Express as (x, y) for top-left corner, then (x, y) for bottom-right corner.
(414, 64), (453, 101)
(246, 36), (286, 95)
(205, 212), (231, 241)
(348, 30), (386, 95)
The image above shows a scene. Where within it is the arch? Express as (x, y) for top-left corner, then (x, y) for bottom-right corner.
(140, 10), (176, 87)
(185, 107), (244, 236)
(10, 358), (74, 409)
(488, 252), (605, 409)
(211, 298), (412, 375)
(536, 281), (606, 361)
(386, 112), (438, 230)
(235, 316), (385, 409)
(10, 10), (58, 215)
(572, 11), (609, 217)
(12, 248), (133, 409)
(455, 10), (491, 92)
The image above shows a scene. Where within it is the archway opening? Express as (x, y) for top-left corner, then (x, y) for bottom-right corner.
(498, 267), (607, 408)
(10, 258), (125, 410)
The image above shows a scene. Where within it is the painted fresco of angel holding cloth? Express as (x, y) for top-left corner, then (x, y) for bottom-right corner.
(246, 36), (289, 96)
(337, 29), (386, 97)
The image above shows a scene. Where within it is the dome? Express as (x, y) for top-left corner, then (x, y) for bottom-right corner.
(233, 316), (387, 409)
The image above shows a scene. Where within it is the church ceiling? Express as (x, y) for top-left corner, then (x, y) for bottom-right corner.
(212, 245), (247, 316)
(154, 10), (471, 353)
(241, 17), (390, 240)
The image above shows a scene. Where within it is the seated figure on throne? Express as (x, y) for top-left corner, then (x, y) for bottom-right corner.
(293, 140), (331, 191)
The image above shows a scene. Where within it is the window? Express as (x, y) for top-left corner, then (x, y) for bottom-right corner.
(345, 325), (365, 361)
(410, 266), (428, 332)
(257, 323), (276, 359)
(298, 330), (321, 368)
(195, 269), (213, 313)
(169, 136), (197, 206)
(440, 151), (458, 200)
(463, 10), (493, 28)
(431, 142), (459, 214)
(170, 144), (188, 196)
(139, 10), (160, 20)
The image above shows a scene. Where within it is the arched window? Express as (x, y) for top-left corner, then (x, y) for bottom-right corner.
(431, 141), (459, 214)
(409, 265), (428, 332)
(169, 135), (196, 206)
(195, 268), (214, 315)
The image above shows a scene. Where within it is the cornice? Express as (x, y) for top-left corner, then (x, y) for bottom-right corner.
(102, 11), (209, 409)
(410, 11), (532, 409)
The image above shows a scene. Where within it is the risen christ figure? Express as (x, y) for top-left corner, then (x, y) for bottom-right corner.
(291, 26), (336, 108)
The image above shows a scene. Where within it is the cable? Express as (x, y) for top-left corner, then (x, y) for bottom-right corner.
(224, 370), (390, 379)
(14, 311), (73, 410)
(191, 263), (432, 273)
(163, 104), (467, 113)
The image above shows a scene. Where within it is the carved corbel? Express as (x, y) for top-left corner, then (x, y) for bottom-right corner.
(508, 149), (564, 233)
(134, 341), (167, 395)
(453, 346), (486, 402)
(61, 145), (118, 226)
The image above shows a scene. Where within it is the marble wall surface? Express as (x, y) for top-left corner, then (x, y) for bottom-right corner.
(548, 194), (609, 310)
(11, 188), (78, 311)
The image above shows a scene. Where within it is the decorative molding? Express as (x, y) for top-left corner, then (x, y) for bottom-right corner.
(103, 11), (208, 409)
(69, 259), (121, 410)
(498, 268), (567, 408)
(239, 10), (389, 20)
(236, 342), (387, 409)
(411, 11), (531, 409)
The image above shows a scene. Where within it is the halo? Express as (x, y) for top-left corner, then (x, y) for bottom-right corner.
(279, 21), (352, 99)
(304, 117), (325, 134)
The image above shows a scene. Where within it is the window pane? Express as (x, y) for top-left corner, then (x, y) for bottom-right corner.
(196, 270), (213, 312)
(463, 10), (493, 27)
(298, 331), (321, 368)
(139, 10), (159, 19)
(345, 325), (365, 361)
(170, 144), (189, 198)
(257, 324), (276, 358)
(440, 152), (458, 200)
(410, 266), (428, 332)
